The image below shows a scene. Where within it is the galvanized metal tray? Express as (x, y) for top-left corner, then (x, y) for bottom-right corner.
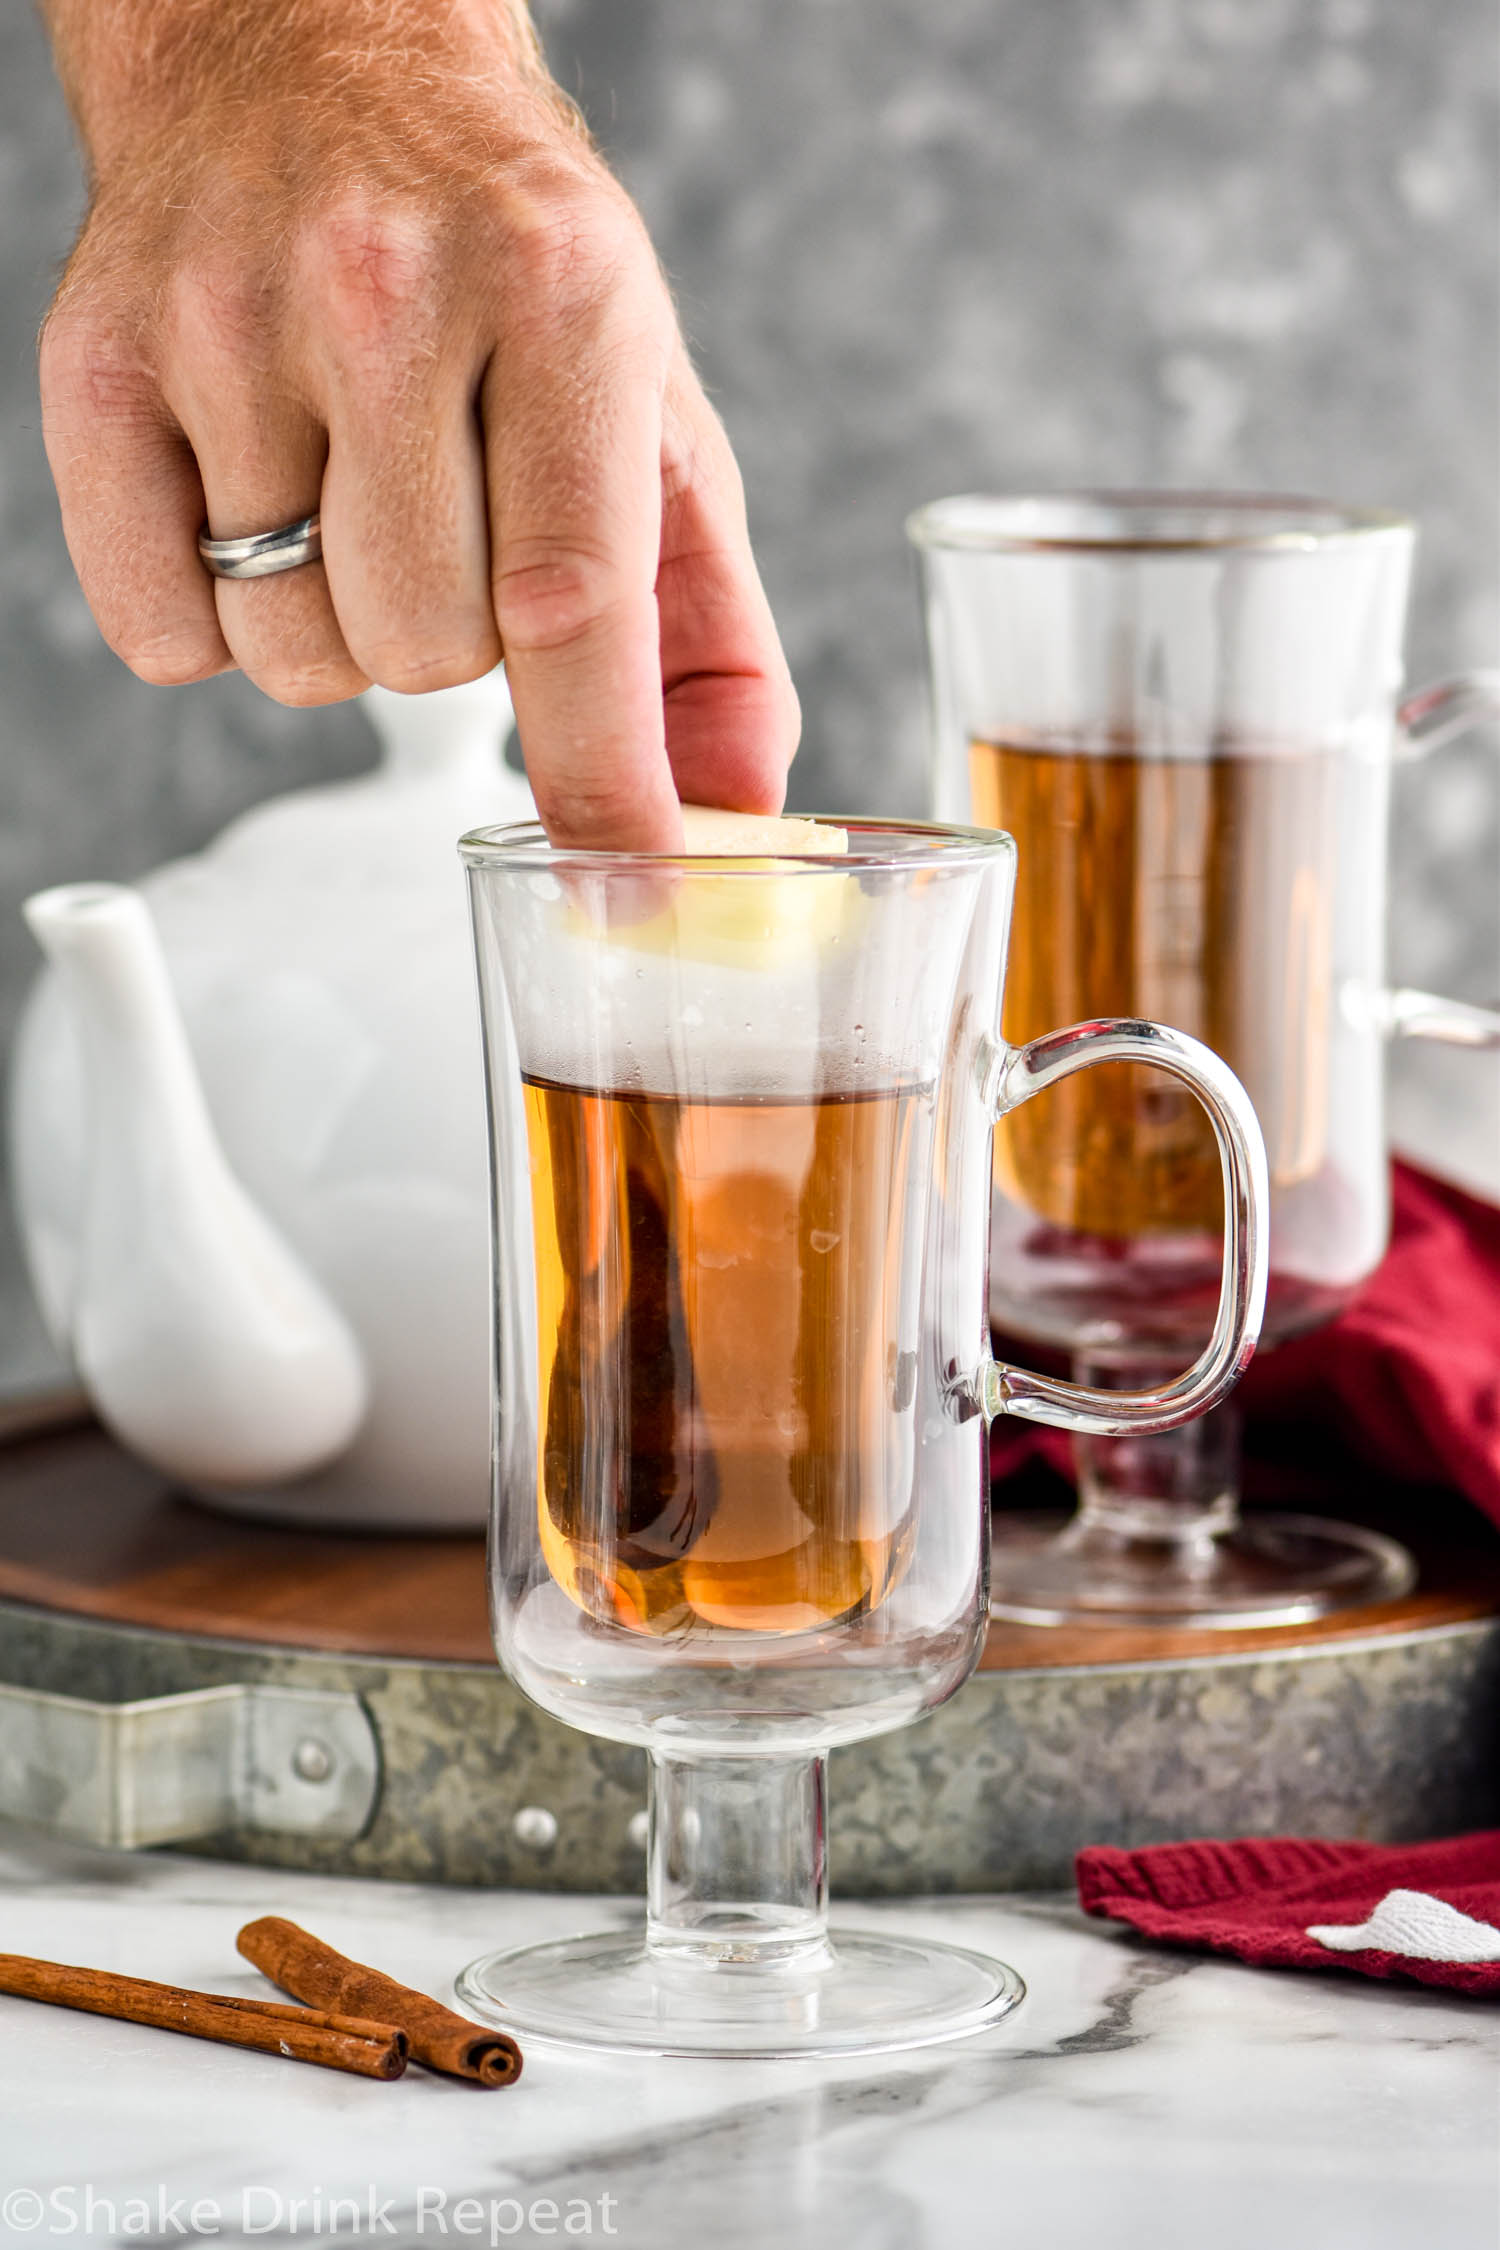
(0, 1397), (1496, 1893)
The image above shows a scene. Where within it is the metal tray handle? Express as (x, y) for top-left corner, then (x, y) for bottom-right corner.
(0, 1680), (379, 1849)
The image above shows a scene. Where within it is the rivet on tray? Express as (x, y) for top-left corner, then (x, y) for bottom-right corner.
(291, 1737), (335, 1783)
(512, 1805), (559, 1849)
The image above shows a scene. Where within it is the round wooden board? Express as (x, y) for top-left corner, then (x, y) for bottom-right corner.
(1, 1397), (1497, 1672)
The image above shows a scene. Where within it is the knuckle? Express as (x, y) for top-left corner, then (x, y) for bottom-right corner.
(299, 196), (441, 350)
(661, 391), (736, 514)
(493, 545), (638, 658)
(496, 177), (655, 322)
(533, 769), (659, 842)
(247, 658), (368, 709)
(39, 309), (153, 430)
(114, 631), (225, 688)
(359, 628), (501, 696)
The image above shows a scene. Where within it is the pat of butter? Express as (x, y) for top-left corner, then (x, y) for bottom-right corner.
(660, 807), (851, 961)
(582, 807), (856, 968)
(677, 808), (849, 859)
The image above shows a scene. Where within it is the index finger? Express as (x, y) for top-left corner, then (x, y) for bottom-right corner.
(484, 241), (682, 855)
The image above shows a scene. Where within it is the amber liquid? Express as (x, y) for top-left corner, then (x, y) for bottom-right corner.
(971, 736), (1339, 1237)
(523, 1074), (929, 1638)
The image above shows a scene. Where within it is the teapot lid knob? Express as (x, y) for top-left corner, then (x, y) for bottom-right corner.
(362, 668), (515, 780)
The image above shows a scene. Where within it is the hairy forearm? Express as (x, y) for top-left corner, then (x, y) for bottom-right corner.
(38, 0), (560, 179)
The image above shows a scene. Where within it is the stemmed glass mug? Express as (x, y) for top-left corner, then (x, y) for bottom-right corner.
(458, 815), (1268, 2056)
(909, 491), (1500, 1629)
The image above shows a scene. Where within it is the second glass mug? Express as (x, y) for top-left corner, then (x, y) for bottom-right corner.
(459, 817), (1268, 2057)
(910, 491), (1500, 1628)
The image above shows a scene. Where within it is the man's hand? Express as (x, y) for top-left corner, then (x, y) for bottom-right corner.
(37, 0), (798, 849)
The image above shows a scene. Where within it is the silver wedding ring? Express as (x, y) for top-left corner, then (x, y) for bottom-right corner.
(198, 513), (323, 580)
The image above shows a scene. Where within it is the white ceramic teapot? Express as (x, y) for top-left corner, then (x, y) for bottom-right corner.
(9, 670), (532, 1528)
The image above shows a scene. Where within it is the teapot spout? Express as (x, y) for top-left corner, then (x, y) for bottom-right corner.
(20, 883), (368, 1486)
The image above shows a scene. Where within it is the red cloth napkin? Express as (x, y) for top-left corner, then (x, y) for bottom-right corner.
(1077, 1831), (1500, 1997)
(992, 1160), (1500, 1529)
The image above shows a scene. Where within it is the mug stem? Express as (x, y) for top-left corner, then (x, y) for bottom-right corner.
(1070, 1355), (1240, 1546)
(645, 1750), (832, 1969)
(989, 1349), (1415, 1629)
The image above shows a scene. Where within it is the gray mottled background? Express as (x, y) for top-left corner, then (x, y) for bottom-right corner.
(1, 0), (1496, 1389)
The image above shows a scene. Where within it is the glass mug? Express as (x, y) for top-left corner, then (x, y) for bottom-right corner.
(459, 817), (1268, 2057)
(910, 491), (1500, 1628)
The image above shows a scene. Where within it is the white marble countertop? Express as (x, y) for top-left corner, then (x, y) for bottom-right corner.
(0, 1829), (1493, 2250)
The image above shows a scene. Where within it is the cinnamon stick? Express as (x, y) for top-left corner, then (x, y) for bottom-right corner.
(0, 1950), (407, 2079)
(238, 1917), (522, 2087)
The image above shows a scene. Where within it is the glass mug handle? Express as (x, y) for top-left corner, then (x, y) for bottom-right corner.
(974, 1020), (1270, 1438)
(1386, 671), (1500, 1051)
